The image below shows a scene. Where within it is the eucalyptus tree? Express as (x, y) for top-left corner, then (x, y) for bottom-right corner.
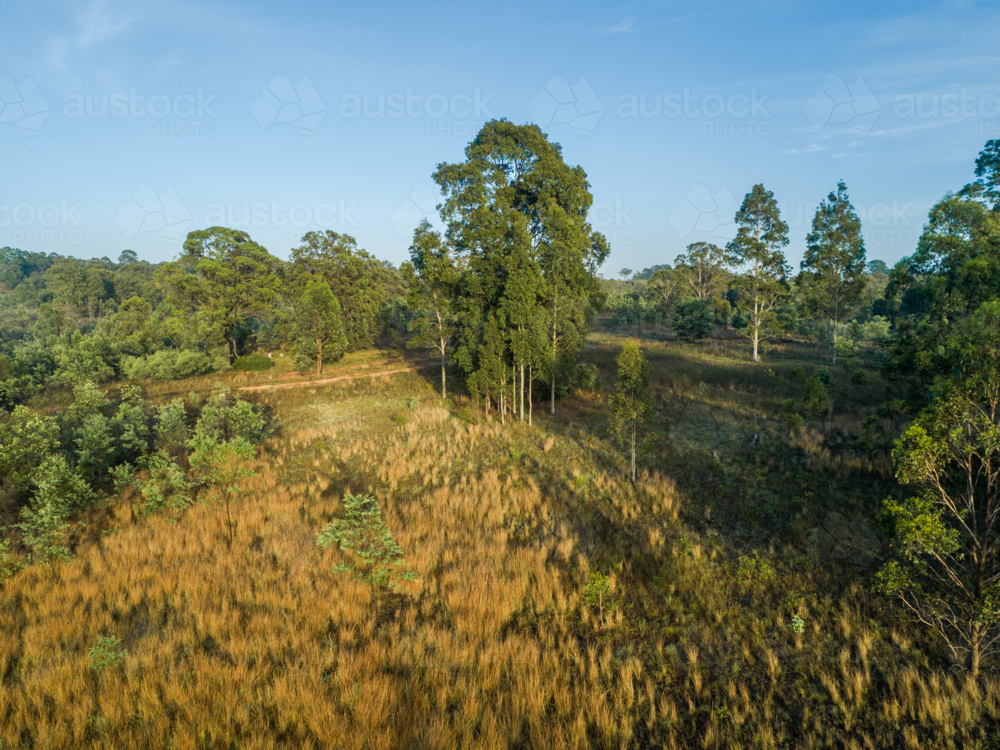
(289, 232), (393, 351)
(293, 280), (348, 375)
(798, 181), (867, 364)
(876, 302), (1000, 676)
(433, 120), (607, 419)
(611, 338), (651, 483)
(403, 220), (460, 398)
(726, 185), (790, 362)
(674, 242), (729, 300)
(162, 227), (281, 365)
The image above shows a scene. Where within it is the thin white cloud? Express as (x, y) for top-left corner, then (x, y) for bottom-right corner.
(155, 50), (183, 76)
(612, 16), (634, 33)
(77, 0), (133, 47)
(781, 144), (825, 154)
(47, 0), (134, 69)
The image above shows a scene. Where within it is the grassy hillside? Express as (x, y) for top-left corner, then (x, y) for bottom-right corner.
(1, 332), (998, 749)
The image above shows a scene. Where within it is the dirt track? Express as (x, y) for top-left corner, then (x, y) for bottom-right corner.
(237, 367), (413, 392)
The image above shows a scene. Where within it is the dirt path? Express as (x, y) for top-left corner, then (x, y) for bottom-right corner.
(238, 367), (414, 392)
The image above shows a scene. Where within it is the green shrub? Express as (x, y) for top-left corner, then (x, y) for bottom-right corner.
(122, 349), (216, 381)
(0, 539), (24, 581)
(736, 555), (775, 585)
(88, 635), (127, 673)
(803, 376), (829, 416)
(817, 367), (834, 386)
(672, 299), (714, 341)
(133, 451), (192, 516)
(232, 352), (273, 372)
(572, 362), (600, 392)
(316, 494), (416, 596)
(193, 391), (268, 444)
(155, 399), (190, 455)
(583, 571), (614, 617)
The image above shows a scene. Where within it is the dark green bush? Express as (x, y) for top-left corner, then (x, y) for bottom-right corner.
(672, 299), (714, 341)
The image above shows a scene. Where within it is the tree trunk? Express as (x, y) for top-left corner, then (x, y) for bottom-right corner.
(520, 364), (525, 422)
(528, 365), (533, 426)
(316, 338), (324, 375)
(968, 636), (980, 677)
(752, 292), (760, 362)
(226, 335), (236, 366)
(440, 342), (446, 398)
(830, 320), (837, 366)
(500, 364), (506, 425)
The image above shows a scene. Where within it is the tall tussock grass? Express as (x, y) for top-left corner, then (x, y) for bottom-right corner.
(2, 338), (998, 748)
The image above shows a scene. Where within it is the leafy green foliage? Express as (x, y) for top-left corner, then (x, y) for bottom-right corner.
(876, 335), (1000, 674)
(316, 494), (416, 595)
(164, 227), (282, 365)
(289, 232), (396, 352)
(133, 451), (192, 516)
(0, 406), (59, 499)
(610, 339), (651, 482)
(13, 455), (90, 564)
(671, 299), (714, 341)
(673, 242), (730, 300)
(122, 349), (216, 381)
(88, 635), (127, 673)
(404, 221), (459, 397)
(155, 399), (189, 455)
(433, 120), (608, 417)
(583, 571), (614, 617)
(0, 539), (24, 581)
(798, 181), (868, 365)
(803, 376), (829, 417)
(290, 280), (347, 375)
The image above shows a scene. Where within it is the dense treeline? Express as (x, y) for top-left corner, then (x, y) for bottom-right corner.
(0, 228), (407, 407)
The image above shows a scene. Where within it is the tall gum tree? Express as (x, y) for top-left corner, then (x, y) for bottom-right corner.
(798, 181), (867, 365)
(403, 220), (460, 398)
(674, 242), (730, 300)
(433, 120), (608, 419)
(726, 184), (790, 362)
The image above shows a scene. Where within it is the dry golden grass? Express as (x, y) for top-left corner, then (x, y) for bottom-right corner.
(2, 340), (999, 748)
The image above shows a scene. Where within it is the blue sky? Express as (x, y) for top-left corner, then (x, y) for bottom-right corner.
(3, 0), (999, 275)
